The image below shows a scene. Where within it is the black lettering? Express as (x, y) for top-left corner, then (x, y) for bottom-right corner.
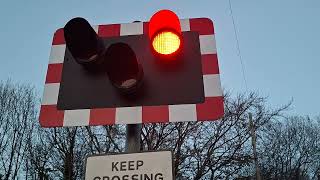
(144, 174), (153, 180)
(137, 160), (143, 170)
(132, 174), (139, 180)
(128, 161), (135, 170)
(120, 161), (126, 171)
(112, 162), (119, 171)
(93, 177), (101, 180)
(155, 173), (163, 180)
(111, 176), (120, 180)
(103, 176), (110, 180)
(122, 175), (129, 180)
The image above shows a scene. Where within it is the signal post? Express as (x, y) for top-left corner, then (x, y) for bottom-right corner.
(39, 10), (223, 179)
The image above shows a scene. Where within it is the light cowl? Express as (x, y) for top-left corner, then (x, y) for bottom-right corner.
(149, 10), (182, 56)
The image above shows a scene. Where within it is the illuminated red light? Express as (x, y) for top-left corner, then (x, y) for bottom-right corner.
(149, 10), (182, 56)
(152, 31), (181, 55)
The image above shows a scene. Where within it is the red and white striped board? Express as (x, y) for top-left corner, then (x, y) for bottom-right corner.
(39, 18), (224, 127)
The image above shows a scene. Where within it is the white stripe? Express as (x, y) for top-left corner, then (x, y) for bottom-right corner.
(115, 107), (142, 124)
(92, 25), (99, 33)
(203, 74), (223, 97)
(169, 104), (197, 122)
(41, 83), (60, 105)
(120, 22), (143, 36)
(200, 35), (217, 54)
(63, 109), (90, 126)
(49, 45), (66, 64)
(180, 19), (190, 31)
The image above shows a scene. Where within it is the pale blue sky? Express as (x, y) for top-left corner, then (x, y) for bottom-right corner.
(0, 0), (319, 116)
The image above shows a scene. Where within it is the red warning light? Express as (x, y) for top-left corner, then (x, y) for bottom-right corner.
(149, 10), (182, 56)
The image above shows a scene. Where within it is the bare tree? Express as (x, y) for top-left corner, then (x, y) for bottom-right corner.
(260, 116), (320, 180)
(25, 127), (80, 179)
(25, 123), (126, 179)
(141, 92), (289, 179)
(18, 90), (298, 180)
(24, 126), (56, 179)
(0, 80), (37, 180)
(78, 125), (125, 155)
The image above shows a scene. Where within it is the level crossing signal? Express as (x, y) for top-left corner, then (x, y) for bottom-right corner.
(39, 10), (224, 127)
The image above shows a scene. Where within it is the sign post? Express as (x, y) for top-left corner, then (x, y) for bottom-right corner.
(40, 9), (223, 180)
(126, 124), (141, 153)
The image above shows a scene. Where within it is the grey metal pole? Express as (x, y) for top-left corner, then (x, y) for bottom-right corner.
(249, 113), (261, 180)
(125, 20), (143, 153)
(125, 124), (141, 152)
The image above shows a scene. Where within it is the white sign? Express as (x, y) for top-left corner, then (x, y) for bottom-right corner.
(85, 151), (174, 180)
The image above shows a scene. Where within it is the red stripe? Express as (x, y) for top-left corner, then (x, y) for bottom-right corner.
(39, 105), (64, 127)
(143, 22), (149, 35)
(190, 18), (215, 35)
(196, 96), (224, 120)
(98, 24), (120, 37)
(142, 105), (169, 123)
(45, 63), (63, 83)
(202, 54), (219, 75)
(52, 28), (65, 45)
(89, 108), (116, 125)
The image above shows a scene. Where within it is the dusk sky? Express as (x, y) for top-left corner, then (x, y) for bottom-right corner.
(0, 0), (319, 117)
